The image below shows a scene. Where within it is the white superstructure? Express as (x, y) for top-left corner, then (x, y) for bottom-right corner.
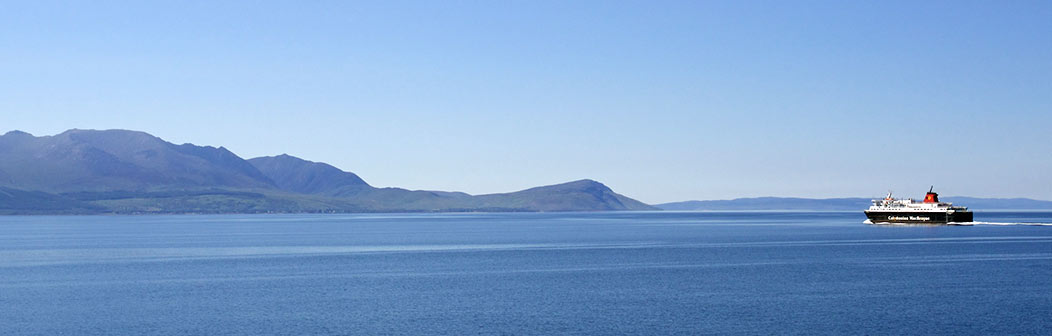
(868, 192), (968, 212)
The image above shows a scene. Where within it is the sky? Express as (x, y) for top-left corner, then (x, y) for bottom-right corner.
(1, 0), (1050, 203)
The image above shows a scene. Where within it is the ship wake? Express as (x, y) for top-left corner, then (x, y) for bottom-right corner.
(864, 219), (1052, 226)
(969, 221), (1052, 226)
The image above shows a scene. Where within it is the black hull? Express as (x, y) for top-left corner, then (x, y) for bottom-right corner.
(864, 210), (973, 224)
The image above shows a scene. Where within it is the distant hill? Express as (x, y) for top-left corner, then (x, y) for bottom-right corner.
(940, 197), (1052, 210)
(658, 197), (871, 211)
(657, 197), (1052, 211)
(0, 129), (274, 192)
(248, 154), (370, 196)
(246, 153), (654, 212)
(0, 129), (653, 214)
(473, 179), (654, 211)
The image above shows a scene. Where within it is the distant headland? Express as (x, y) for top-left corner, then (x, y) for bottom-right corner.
(0, 129), (654, 214)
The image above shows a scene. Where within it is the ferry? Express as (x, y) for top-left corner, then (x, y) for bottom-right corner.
(864, 187), (973, 224)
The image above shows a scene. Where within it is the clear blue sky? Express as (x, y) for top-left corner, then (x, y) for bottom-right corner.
(2, 0), (1050, 203)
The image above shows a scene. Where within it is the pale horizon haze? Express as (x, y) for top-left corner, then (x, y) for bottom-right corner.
(2, 1), (1051, 203)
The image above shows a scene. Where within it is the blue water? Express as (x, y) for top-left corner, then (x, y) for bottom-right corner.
(1, 212), (1050, 335)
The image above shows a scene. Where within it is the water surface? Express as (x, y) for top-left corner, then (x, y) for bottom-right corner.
(1, 212), (1050, 335)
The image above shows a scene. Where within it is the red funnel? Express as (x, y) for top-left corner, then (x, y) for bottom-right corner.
(923, 186), (939, 203)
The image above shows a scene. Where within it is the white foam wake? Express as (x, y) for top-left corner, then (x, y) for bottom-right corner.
(863, 219), (1052, 226)
(969, 221), (1052, 226)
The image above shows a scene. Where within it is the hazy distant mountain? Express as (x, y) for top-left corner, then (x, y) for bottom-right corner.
(658, 197), (871, 211)
(248, 154), (370, 196)
(0, 129), (653, 214)
(940, 197), (1052, 210)
(0, 129), (274, 192)
(246, 153), (654, 212)
(246, 153), (473, 210)
(657, 197), (1052, 211)
(474, 179), (654, 211)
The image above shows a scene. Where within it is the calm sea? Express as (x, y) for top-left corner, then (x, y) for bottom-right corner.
(1, 212), (1050, 335)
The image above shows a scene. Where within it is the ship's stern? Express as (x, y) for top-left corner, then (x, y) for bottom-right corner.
(949, 211), (973, 223)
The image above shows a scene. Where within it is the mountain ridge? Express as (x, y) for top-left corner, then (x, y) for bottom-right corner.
(0, 129), (276, 192)
(248, 154), (371, 196)
(0, 129), (654, 214)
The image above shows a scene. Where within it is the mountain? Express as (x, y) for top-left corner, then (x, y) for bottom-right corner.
(0, 129), (274, 192)
(248, 154), (370, 196)
(0, 129), (653, 214)
(657, 197), (1052, 211)
(473, 179), (655, 211)
(248, 154), (654, 212)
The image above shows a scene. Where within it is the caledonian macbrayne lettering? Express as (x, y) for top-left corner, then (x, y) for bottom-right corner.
(887, 216), (931, 221)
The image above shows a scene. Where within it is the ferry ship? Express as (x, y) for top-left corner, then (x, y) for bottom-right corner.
(864, 187), (973, 224)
